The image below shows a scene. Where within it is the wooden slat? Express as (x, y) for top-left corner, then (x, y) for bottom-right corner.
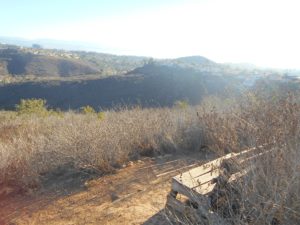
(174, 168), (221, 189)
(193, 180), (217, 195)
(228, 169), (249, 183)
(173, 146), (261, 183)
(167, 145), (271, 223)
(239, 149), (272, 164)
(171, 178), (211, 207)
(156, 163), (198, 177)
(170, 145), (270, 200)
(173, 153), (235, 182)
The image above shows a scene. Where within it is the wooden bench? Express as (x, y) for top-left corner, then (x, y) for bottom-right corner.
(165, 146), (268, 224)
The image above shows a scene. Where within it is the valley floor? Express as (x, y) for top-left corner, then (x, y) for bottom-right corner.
(0, 153), (208, 225)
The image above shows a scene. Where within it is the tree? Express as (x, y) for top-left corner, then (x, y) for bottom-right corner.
(32, 44), (42, 49)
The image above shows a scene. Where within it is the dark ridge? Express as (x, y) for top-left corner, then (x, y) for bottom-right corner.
(0, 66), (240, 110)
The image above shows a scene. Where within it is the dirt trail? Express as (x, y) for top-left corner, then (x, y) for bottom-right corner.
(1, 153), (207, 225)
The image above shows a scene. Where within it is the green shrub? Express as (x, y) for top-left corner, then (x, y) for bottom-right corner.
(16, 98), (49, 116)
(97, 111), (105, 120)
(80, 105), (96, 114)
(174, 100), (189, 109)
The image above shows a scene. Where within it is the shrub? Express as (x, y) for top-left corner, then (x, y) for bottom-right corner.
(174, 100), (189, 109)
(15, 98), (49, 116)
(80, 105), (96, 114)
(0, 106), (202, 193)
(97, 111), (105, 120)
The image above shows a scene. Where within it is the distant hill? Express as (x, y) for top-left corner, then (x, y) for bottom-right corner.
(0, 44), (149, 77)
(170, 56), (215, 66)
(0, 47), (100, 76)
(1, 43), (281, 79)
(0, 44), (221, 78)
(0, 42), (291, 110)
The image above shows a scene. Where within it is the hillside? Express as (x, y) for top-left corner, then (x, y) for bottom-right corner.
(0, 47), (101, 77)
(0, 43), (293, 110)
(0, 64), (240, 110)
(0, 45), (243, 110)
(0, 44), (148, 77)
(0, 44), (282, 79)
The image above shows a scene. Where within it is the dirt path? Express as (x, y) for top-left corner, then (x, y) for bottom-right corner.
(1, 153), (207, 225)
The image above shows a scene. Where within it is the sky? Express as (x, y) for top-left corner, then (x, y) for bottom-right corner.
(1, 0), (300, 69)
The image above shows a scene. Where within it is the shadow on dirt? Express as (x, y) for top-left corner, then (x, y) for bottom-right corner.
(39, 162), (103, 195)
(0, 163), (104, 224)
(142, 209), (172, 225)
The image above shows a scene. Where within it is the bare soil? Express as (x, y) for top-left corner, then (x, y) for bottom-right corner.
(0, 152), (209, 225)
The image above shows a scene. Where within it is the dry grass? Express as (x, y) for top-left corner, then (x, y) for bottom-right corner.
(0, 106), (203, 192)
(181, 91), (300, 225)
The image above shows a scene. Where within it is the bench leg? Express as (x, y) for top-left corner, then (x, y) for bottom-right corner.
(170, 190), (178, 198)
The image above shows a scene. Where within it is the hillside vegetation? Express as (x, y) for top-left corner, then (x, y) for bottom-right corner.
(0, 47), (100, 77)
(1, 87), (300, 224)
(0, 43), (288, 79)
(1, 44), (295, 111)
(0, 80), (300, 224)
(0, 44), (148, 77)
(0, 103), (202, 192)
(0, 63), (242, 110)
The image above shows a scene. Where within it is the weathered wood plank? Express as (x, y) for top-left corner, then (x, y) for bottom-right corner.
(228, 169), (249, 183)
(156, 163), (198, 177)
(173, 153), (234, 181)
(174, 168), (221, 189)
(174, 148), (262, 188)
(193, 181), (216, 195)
(166, 145), (271, 225)
(172, 179), (210, 209)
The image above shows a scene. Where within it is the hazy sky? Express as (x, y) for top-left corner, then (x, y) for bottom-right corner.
(1, 0), (300, 68)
